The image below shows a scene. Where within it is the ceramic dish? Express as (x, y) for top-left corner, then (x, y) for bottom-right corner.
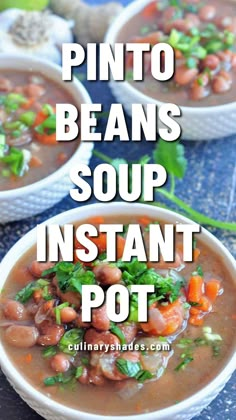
(105, 0), (236, 141)
(0, 54), (93, 223)
(0, 202), (235, 419)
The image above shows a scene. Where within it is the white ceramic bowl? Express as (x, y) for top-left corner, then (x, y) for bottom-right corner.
(105, 0), (236, 141)
(0, 54), (93, 223)
(0, 202), (235, 420)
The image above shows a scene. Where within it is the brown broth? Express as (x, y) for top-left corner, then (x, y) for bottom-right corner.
(0, 70), (78, 191)
(117, 0), (236, 107)
(0, 216), (235, 416)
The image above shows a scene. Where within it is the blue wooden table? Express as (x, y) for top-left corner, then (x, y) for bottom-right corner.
(0, 1), (235, 418)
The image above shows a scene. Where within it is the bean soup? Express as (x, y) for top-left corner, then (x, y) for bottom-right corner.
(0, 71), (78, 191)
(0, 215), (235, 416)
(118, 0), (236, 106)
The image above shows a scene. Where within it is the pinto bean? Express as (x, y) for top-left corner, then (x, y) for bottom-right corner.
(5, 325), (39, 348)
(93, 264), (122, 285)
(3, 300), (27, 321)
(217, 16), (233, 29)
(218, 70), (232, 82)
(0, 77), (12, 92)
(75, 312), (91, 328)
(84, 328), (120, 349)
(26, 302), (39, 316)
(190, 84), (209, 101)
(163, 6), (179, 21)
(37, 324), (64, 346)
(199, 5), (216, 21)
(77, 366), (90, 384)
(89, 367), (106, 386)
(186, 13), (200, 27)
(217, 50), (233, 63)
(50, 353), (70, 373)
(174, 66), (198, 86)
(92, 304), (110, 331)
(164, 19), (192, 35)
(212, 72), (232, 93)
(60, 307), (77, 323)
(24, 84), (45, 98)
(60, 290), (81, 307)
(117, 322), (138, 344)
(29, 261), (55, 278)
(202, 54), (220, 70)
(190, 73), (210, 101)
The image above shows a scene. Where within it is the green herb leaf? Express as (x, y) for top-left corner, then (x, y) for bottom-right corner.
(19, 111), (36, 126)
(81, 357), (89, 366)
(196, 265), (203, 276)
(75, 366), (84, 379)
(186, 57), (198, 69)
(0, 147), (25, 176)
(135, 369), (154, 382)
(15, 279), (50, 303)
(153, 139), (187, 179)
(116, 358), (141, 377)
(42, 346), (57, 358)
(15, 281), (36, 303)
(35, 114), (56, 135)
(59, 328), (84, 355)
(44, 372), (74, 386)
(42, 261), (95, 295)
(110, 323), (127, 345)
(175, 356), (194, 371)
(115, 358), (153, 382)
(205, 40), (224, 54)
(0, 134), (6, 158)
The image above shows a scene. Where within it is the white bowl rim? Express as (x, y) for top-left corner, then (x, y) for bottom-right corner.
(0, 53), (93, 199)
(0, 202), (235, 420)
(105, 0), (236, 114)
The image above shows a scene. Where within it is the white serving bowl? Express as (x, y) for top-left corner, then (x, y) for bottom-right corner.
(0, 54), (93, 223)
(0, 202), (235, 420)
(105, 0), (236, 141)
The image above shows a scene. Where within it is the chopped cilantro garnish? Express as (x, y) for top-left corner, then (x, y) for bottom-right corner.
(44, 372), (74, 386)
(175, 356), (194, 371)
(117, 258), (183, 303)
(42, 261), (95, 295)
(58, 328), (84, 355)
(15, 279), (50, 303)
(42, 346), (57, 358)
(75, 366), (84, 379)
(115, 358), (153, 382)
(110, 322), (127, 345)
